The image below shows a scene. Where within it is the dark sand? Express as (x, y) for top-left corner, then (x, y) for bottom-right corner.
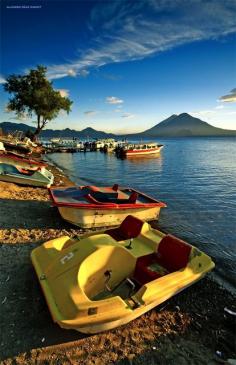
(0, 163), (235, 364)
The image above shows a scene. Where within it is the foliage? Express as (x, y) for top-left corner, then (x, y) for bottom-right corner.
(4, 66), (73, 138)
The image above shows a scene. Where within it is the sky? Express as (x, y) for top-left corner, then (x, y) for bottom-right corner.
(0, 0), (236, 133)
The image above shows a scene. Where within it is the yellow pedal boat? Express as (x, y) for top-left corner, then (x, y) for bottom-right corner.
(31, 215), (215, 334)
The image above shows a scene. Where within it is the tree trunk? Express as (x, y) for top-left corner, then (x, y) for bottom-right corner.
(32, 115), (46, 141)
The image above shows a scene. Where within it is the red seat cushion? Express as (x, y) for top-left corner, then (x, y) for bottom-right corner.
(112, 184), (119, 191)
(133, 253), (168, 285)
(157, 235), (191, 273)
(128, 191), (138, 203)
(133, 235), (191, 285)
(106, 215), (144, 241)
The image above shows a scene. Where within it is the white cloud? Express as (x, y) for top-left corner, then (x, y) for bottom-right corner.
(219, 88), (236, 103)
(0, 75), (6, 84)
(44, 0), (236, 80)
(215, 105), (224, 109)
(79, 69), (89, 77)
(106, 96), (124, 104)
(56, 89), (69, 97)
(121, 113), (135, 119)
(189, 106), (236, 130)
(46, 67), (89, 81)
(192, 110), (217, 116)
(84, 110), (97, 116)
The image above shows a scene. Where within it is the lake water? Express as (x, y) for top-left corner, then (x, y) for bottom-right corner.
(46, 137), (236, 288)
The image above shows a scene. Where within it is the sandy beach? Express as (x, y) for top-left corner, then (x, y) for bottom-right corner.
(0, 162), (235, 365)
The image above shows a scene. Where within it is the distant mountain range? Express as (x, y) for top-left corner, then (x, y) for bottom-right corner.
(1, 113), (236, 138)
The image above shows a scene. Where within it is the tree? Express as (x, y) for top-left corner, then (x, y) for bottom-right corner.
(4, 66), (73, 139)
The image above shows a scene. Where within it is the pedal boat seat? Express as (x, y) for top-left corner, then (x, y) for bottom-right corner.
(133, 234), (192, 285)
(105, 215), (144, 241)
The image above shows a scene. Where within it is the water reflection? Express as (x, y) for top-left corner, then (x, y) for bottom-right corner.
(126, 154), (163, 166)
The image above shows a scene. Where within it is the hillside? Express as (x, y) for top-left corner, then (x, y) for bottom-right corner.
(134, 113), (236, 137)
(1, 113), (236, 139)
(0, 122), (115, 139)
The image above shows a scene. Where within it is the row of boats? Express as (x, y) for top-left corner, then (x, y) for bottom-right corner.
(0, 141), (215, 334)
(43, 138), (164, 157)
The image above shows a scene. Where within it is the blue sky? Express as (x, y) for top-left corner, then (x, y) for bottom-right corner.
(1, 0), (236, 133)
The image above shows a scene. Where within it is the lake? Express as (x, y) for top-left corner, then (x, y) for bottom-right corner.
(46, 137), (236, 288)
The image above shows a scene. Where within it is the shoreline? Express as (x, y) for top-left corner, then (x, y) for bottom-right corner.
(0, 160), (235, 364)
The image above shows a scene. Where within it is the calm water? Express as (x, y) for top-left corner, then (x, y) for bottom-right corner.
(47, 137), (236, 287)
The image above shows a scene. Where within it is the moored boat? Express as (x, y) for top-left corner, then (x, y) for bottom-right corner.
(116, 143), (164, 158)
(31, 215), (215, 334)
(49, 184), (166, 228)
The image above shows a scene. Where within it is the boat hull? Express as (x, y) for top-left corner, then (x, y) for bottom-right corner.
(31, 217), (215, 334)
(126, 146), (163, 156)
(0, 173), (53, 188)
(49, 185), (166, 228)
(0, 154), (46, 170)
(0, 163), (54, 188)
(73, 273), (208, 334)
(58, 206), (162, 228)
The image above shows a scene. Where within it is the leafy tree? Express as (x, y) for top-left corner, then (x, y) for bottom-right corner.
(4, 66), (73, 139)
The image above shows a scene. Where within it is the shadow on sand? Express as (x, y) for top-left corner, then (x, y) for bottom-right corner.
(0, 242), (87, 360)
(0, 198), (72, 230)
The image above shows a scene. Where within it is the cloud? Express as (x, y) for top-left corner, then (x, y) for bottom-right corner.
(219, 88), (236, 102)
(44, 0), (236, 79)
(192, 110), (217, 115)
(215, 105), (224, 109)
(121, 113), (135, 119)
(56, 89), (69, 97)
(79, 69), (89, 77)
(0, 75), (6, 84)
(46, 67), (89, 80)
(106, 96), (124, 104)
(84, 110), (97, 116)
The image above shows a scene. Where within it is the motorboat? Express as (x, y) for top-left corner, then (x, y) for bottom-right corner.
(116, 143), (164, 158)
(49, 184), (166, 228)
(31, 215), (215, 334)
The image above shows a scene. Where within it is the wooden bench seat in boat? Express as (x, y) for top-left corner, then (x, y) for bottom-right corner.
(133, 235), (192, 285)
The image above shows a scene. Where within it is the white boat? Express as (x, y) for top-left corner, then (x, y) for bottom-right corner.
(50, 138), (61, 143)
(94, 139), (117, 151)
(0, 162), (54, 187)
(49, 184), (166, 228)
(50, 139), (82, 147)
(116, 143), (164, 158)
(0, 152), (47, 170)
